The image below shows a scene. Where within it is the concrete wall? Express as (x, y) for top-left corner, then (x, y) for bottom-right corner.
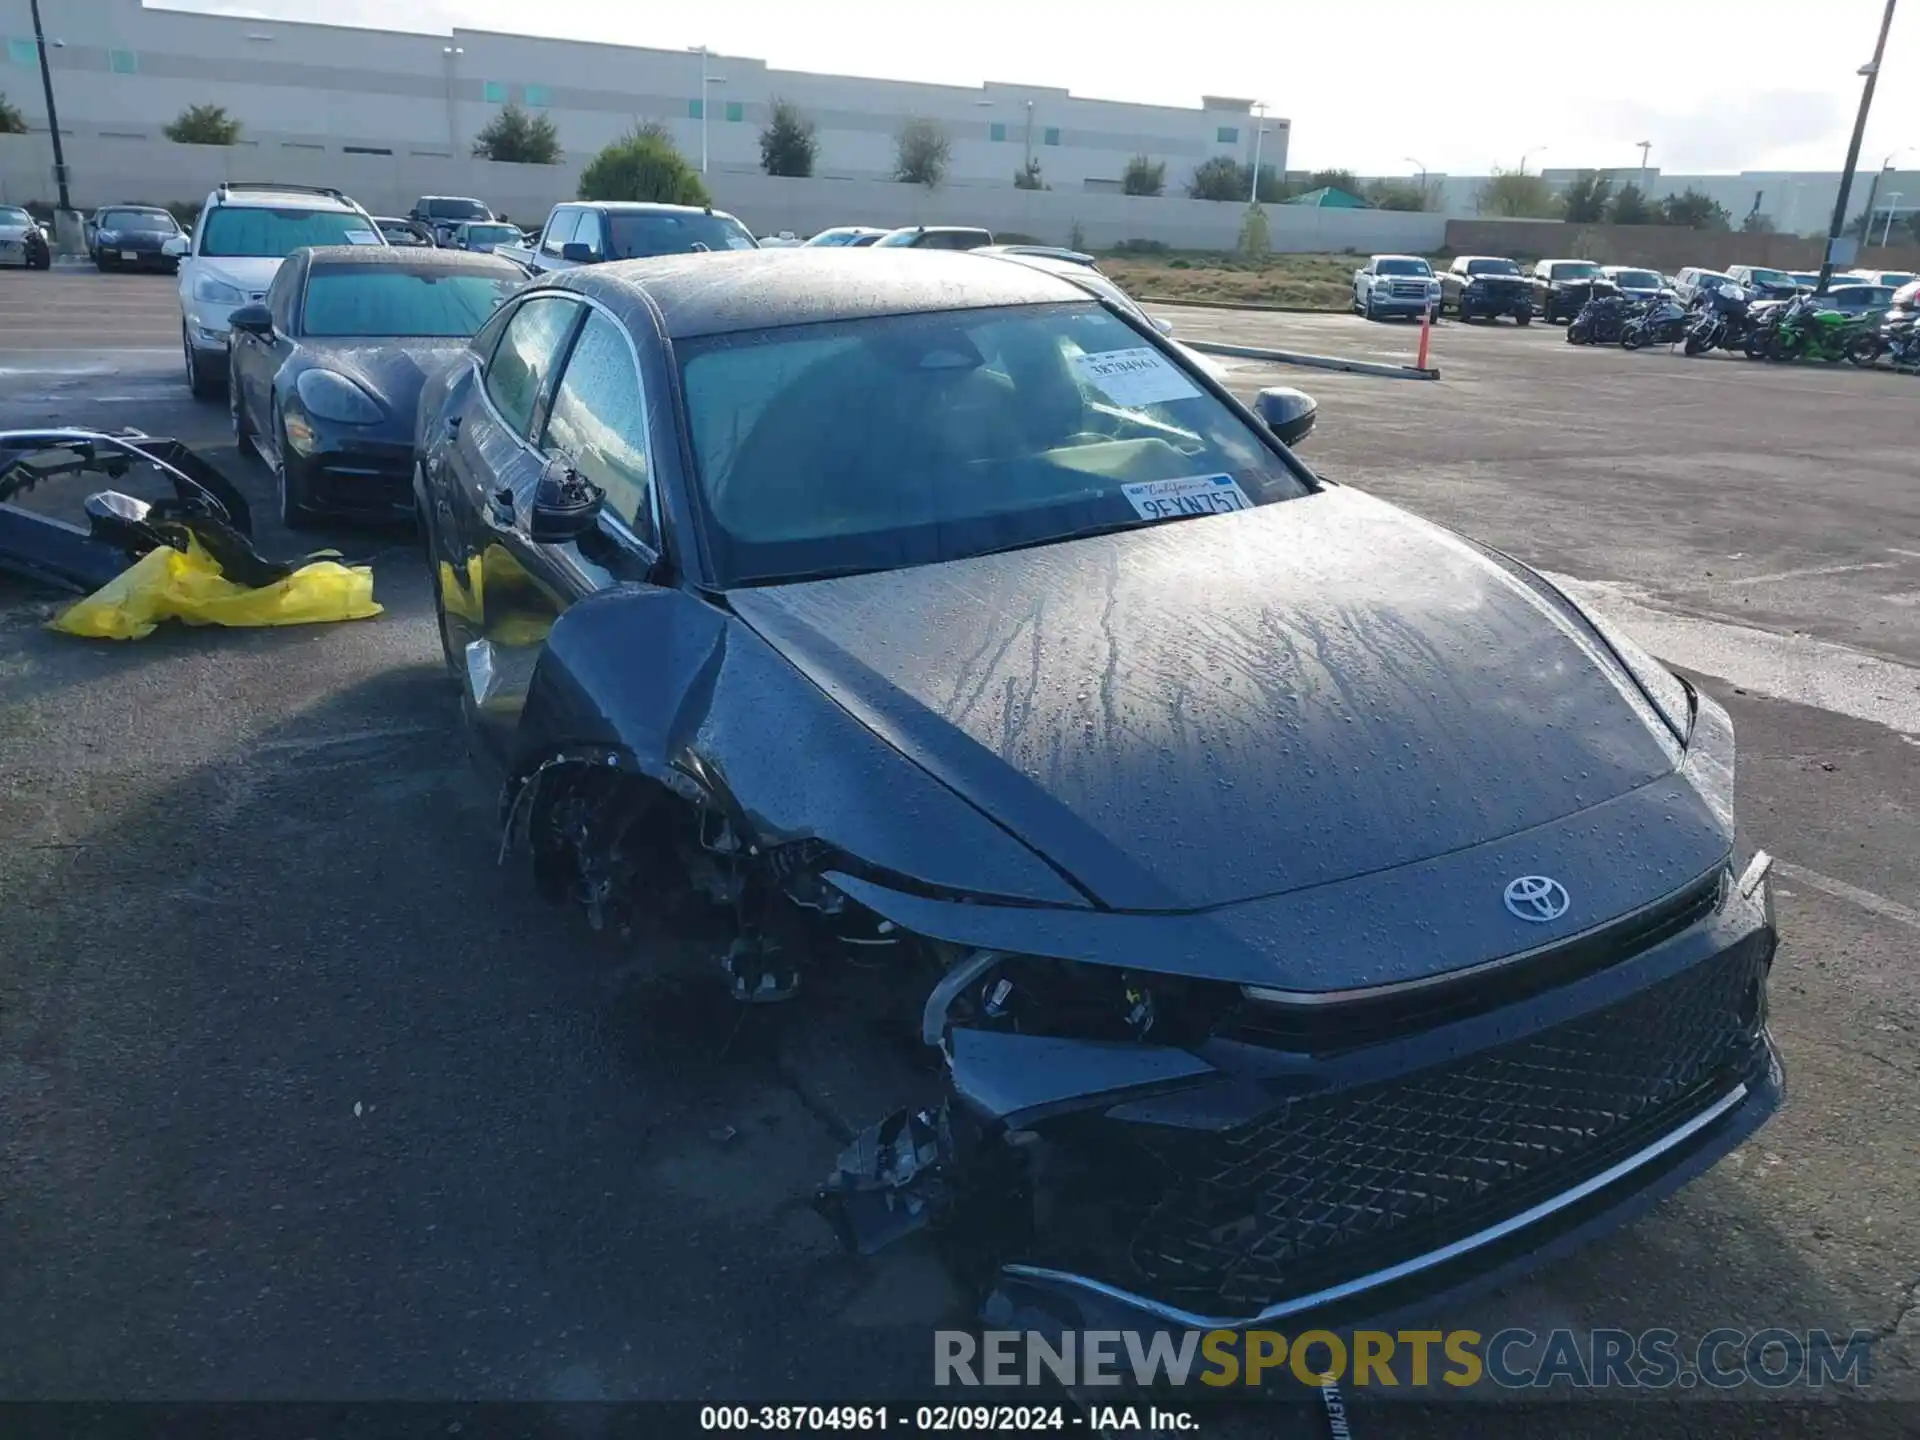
(0, 0), (1286, 192)
(1443, 218), (1920, 274)
(0, 134), (1449, 254)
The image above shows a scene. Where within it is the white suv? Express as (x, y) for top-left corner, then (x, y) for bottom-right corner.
(174, 183), (387, 400)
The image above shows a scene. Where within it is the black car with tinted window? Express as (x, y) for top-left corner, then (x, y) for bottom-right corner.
(410, 249), (1780, 1338)
(228, 245), (524, 527)
(1529, 258), (1612, 323)
(87, 205), (185, 272)
(1439, 255), (1532, 323)
(409, 195), (494, 246)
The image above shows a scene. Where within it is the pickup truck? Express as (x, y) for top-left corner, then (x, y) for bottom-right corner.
(497, 201), (759, 275)
(1527, 259), (1609, 324)
(1437, 255), (1532, 324)
(1352, 255), (1441, 321)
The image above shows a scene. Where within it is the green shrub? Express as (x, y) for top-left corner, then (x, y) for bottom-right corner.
(578, 124), (708, 206)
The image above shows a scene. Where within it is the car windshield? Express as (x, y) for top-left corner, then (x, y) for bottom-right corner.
(1550, 262), (1601, 279)
(201, 207), (380, 257)
(1375, 258), (1431, 276)
(301, 266), (520, 337)
(1748, 268), (1794, 287)
(462, 224), (520, 246)
(427, 199), (490, 220)
(604, 211), (757, 257)
(1466, 259), (1520, 275)
(677, 302), (1310, 587)
(379, 222), (429, 245)
(1880, 272), (1915, 287)
(0, 207), (31, 225)
(101, 209), (176, 233)
(804, 229), (870, 247)
(1612, 269), (1661, 287)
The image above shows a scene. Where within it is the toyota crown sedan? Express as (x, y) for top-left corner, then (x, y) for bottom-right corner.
(412, 249), (1780, 1333)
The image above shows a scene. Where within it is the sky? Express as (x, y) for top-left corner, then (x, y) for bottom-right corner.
(160, 0), (1919, 177)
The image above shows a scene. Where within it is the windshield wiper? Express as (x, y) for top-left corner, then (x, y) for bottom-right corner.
(733, 562), (893, 587)
(974, 512), (1209, 561)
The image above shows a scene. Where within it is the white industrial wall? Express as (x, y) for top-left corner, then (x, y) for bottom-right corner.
(0, 135), (1449, 253)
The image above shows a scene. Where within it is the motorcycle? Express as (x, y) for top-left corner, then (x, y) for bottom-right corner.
(1845, 311), (1920, 370)
(1683, 283), (1753, 356)
(1756, 294), (1868, 363)
(1566, 292), (1636, 345)
(1620, 295), (1691, 349)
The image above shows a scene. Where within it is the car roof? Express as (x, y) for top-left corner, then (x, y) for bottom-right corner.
(301, 245), (522, 271)
(977, 244), (1098, 265)
(1371, 253), (1426, 262)
(1456, 254), (1517, 263)
(97, 203), (171, 214)
(209, 186), (360, 212)
(560, 201), (741, 217)
(1541, 257), (1596, 264)
(555, 249), (1087, 340)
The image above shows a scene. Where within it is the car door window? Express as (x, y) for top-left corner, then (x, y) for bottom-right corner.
(484, 297), (582, 438)
(541, 310), (657, 547)
(572, 210), (603, 257)
(266, 256), (301, 334)
(541, 210), (580, 258)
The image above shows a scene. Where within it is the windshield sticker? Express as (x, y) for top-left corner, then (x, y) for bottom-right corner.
(1069, 346), (1202, 408)
(343, 229), (382, 245)
(1121, 473), (1252, 522)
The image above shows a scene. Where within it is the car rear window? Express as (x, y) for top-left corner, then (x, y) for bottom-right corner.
(302, 265), (521, 337)
(1613, 269), (1661, 288)
(1465, 259), (1520, 276)
(201, 207), (381, 257)
(604, 211), (757, 257)
(427, 199), (491, 220)
(100, 209), (177, 233)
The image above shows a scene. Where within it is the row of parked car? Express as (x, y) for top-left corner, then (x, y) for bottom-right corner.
(1351, 252), (1917, 327)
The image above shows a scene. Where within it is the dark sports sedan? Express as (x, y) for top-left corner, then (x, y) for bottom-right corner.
(88, 205), (185, 272)
(414, 249), (1780, 1333)
(230, 245), (523, 527)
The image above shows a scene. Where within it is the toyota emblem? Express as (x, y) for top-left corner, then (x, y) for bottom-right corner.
(1504, 875), (1570, 923)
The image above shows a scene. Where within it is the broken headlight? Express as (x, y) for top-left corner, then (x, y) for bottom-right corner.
(938, 953), (1234, 1049)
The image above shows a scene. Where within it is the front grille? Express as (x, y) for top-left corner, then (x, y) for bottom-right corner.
(1388, 281), (1429, 299)
(1023, 943), (1765, 1315)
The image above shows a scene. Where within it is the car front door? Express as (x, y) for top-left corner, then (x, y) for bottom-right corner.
(231, 251), (304, 444)
(472, 304), (666, 752)
(436, 294), (585, 746)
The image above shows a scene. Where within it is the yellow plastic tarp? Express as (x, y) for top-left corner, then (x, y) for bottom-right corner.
(50, 534), (383, 641)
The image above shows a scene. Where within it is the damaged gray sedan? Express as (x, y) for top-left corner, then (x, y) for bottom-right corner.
(413, 249), (1781, 1335)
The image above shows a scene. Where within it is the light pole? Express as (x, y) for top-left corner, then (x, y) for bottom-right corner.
(1817, 0), (1898, 295)
(442, 45), (463, 157)
(1023, 99), (1035, 171)
(1519, 145), (1547, 175)
(689, 46), (727, 174)
(1858, 147), (1913, 252)
(1884, 193), (1905, 247)
(1404, 154), (1428, 205)
(1247, 102), (1268, 204)
(27, 0), (70, 214)
(1636, 140), (1651, 189)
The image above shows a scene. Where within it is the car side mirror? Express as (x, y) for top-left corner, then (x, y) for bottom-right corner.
(529, 460), (604, 543)
(1150, 315), (1174, 337)
(561, 241), (598, 263)
(162, 235), (189, 258)
(1256, 386), (1317, 447)
(229, 304), (274, 338)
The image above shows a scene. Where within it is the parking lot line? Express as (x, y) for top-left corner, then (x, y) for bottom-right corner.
(1777, 862), (1920, 933)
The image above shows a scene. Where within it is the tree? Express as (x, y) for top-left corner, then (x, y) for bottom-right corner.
(758, 98), (817, 178)
(1237, 203), (1271, 260)
(578, 123), (708, 206)
(1559, 169), (1613, 223)
(893, 118), (950, 187)
(1122, 154), (1165, 197)
(1607, 183), (1655, 226)
(1013, 156), (1045, 190)
(1660, 188), (1731, 231)
(164, 104), (241, 146)
(1364, 179), (1429, 212)
(1474, 166), (1555, 218)
(473, 102), (561, 165)
(1740, 211), (1776, 235)
(0, 92), (26, 136)
(1305, 168), (1360, 195)
(1188, 155), (1246, 201)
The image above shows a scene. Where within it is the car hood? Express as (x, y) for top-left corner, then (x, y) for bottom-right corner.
(298, 337), (469, 418)
(194, 257), (286, 296)
(729, 487), (1681, 913)
(0, 223), (33, 241)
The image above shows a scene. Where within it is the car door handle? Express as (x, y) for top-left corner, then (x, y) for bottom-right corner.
(488, 487), (516, 525)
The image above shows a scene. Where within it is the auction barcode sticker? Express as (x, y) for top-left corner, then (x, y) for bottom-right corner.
(1069, 346), (1202, 407)
(1121, 473), (1252, 521)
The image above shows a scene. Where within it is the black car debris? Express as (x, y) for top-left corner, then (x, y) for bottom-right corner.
(229, 245), (524, 527)
(412, 248), (1781, 1337)
(1529, 258), (1613, 323)
(88, 205), (185, 272)
(1439, 255), (1533, 323)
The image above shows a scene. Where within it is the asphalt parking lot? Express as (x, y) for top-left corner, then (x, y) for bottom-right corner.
(2, 268), (1917, 1427)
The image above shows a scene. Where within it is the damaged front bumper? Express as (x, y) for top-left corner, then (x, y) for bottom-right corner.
(820, 855), (1781, 1336)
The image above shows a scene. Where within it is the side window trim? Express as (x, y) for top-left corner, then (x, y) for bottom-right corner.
(534, 298), (663, 553)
